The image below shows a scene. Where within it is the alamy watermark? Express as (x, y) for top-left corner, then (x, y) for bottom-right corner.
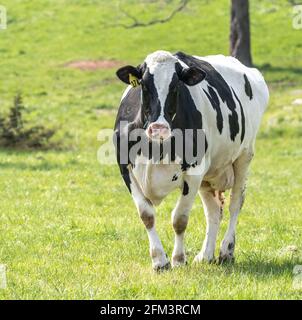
(293, 265), (302, 290)
(0, 264), (6, 289)
(293, 5), (302, 30)
(0, 5), (7, 30)
(97, 122), (206, 174)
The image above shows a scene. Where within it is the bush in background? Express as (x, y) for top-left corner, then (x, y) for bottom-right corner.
(0, 94), (56, 149)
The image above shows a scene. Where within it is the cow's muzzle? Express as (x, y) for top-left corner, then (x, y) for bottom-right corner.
(147, 123), (171, 141)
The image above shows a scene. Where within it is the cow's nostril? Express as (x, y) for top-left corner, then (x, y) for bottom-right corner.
(147, 124), (170, 140)
(150, 124), (169, 131)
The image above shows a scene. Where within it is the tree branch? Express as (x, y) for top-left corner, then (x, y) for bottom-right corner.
(107, 0), (190, 29)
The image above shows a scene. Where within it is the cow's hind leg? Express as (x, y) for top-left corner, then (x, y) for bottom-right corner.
(125, 167), (170, 271)
(194, 188), (223, 263)
(219, 151), (253, 264)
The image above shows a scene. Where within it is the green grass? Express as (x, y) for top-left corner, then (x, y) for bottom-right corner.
(0, 0), (302, 299)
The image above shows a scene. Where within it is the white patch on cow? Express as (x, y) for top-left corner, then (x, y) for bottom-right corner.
(145, 51), (177, 120)
(133, 155), (183, 205)
(145, 50), (177, 67)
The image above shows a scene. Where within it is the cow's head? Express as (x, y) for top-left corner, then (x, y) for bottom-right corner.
(116, 51), (206, 141)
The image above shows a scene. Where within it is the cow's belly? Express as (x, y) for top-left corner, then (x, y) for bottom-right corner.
(132, 161), (183, 205)
(202, 138), (248, 191)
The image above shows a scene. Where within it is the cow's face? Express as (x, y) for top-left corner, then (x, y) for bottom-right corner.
(116, 51), (206, 141)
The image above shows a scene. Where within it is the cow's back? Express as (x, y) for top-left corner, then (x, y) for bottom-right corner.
(201, 55), (269, 149)
(199, 54), (269, 113)
(176, 53), (268, 141)
(175, 52), (269, 182)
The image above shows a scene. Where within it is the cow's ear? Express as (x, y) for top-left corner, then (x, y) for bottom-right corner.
(116, 65), (142, 85)
(179, 67), (206, 86)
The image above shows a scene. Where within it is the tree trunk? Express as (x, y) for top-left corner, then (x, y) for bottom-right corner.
(230, 0), (252, 67)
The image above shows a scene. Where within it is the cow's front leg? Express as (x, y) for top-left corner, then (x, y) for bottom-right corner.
(172, 174), (202, 267)
(127, 168), (170, 271)
(140, 201), (170, 271)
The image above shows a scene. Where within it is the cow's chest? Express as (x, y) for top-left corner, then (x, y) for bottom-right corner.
(132, 159), (183, 205)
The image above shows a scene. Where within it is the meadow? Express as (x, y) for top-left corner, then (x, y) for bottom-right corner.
(0, 0), (301, 299)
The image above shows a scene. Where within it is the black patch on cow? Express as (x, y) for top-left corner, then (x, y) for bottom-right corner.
(120, 164), (131, 193)
(141, 69), (161, 125)
(231, 88), (245, 143)
(172, 82), (207, 170)
(114, 130), (132, 193)
(175, 51), (239, 141)
(181, 162), (190, 172)
(163, 73), (178, 126)
(183, 181), (189, 196)
(203, 85), (223, 134)
(191, 160), (198, 168)
(243, 74), (253, 100)
(172, 174), (178, 181)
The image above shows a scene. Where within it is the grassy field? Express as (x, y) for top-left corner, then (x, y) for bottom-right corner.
(0, 0), (302, 299)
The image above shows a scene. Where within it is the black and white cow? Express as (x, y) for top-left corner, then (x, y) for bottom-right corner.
(114, 50), (269, 271)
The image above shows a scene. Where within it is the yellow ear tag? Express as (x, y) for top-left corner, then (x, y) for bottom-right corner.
(129, 74), (140, 88)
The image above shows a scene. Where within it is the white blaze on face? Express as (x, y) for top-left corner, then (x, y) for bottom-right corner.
(145, 51), (177, 140)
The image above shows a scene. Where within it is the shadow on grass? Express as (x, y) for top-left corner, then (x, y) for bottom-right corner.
(258, 64), (302, 76)
(258, 126), (302, 139)
(218, 256), (300, 278)
(257, 63), (302, 88)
